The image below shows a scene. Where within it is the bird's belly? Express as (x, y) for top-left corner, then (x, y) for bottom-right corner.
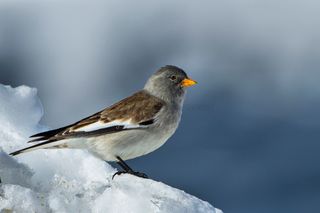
(81, 129), (173, 161)
(66, 107), (181, 162)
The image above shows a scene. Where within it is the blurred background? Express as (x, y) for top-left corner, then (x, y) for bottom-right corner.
(1, 0), (320, 212)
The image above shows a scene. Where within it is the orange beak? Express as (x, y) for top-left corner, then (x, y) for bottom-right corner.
(181, 78), (197, 87)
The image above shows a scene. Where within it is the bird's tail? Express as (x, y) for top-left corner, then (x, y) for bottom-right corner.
(10, 139), (64, 156)
(10, 126), (71, 156)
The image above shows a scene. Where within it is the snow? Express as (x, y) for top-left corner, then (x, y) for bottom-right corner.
(0, 84), (221, 213)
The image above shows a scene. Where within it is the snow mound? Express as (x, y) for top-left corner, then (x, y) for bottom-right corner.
(0, 84), (221, 213)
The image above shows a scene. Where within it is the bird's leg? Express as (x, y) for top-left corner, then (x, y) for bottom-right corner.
(112, 156), (148, 179)
(116, 156), (134, 172)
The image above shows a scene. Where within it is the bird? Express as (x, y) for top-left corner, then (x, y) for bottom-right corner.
(10, 65), (197, 179)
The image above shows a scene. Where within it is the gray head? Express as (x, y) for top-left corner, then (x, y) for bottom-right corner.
(144, 65), (197, 103)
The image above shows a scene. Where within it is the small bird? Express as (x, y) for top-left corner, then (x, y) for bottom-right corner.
(10, 65), (197, 178)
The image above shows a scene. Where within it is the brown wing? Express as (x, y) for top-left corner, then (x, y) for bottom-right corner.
(29, 90), (165, 142)
(69, 90), (164, 130)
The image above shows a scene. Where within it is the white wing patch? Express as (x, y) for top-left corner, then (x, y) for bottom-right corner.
(73, 119), (143, 133)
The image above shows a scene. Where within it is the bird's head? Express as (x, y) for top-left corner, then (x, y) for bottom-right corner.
(144, 65), (197, 103)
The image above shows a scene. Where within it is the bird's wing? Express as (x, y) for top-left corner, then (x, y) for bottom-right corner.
(10, 91), (164, 156)
(67, 90), (164, 133)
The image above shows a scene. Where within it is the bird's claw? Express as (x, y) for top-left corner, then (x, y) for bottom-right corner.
(112, 171), (126, 179)
(132, 171), (148, 179)
(112, 170), (148, 179)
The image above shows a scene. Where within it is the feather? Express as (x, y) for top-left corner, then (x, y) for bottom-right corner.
(11, 90), (165, 156)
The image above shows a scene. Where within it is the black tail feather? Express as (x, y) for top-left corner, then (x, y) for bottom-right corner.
(28, 125), (71, 143)
(10, 139), (57, 156)
(30, 126), (69, 138)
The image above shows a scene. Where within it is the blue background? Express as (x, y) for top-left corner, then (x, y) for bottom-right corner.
(1, 1), (320, 212)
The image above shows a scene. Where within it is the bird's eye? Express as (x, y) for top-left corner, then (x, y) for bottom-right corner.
(169, 75), (177, 81)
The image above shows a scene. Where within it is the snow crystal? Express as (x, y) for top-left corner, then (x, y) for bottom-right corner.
(0, 84), (222, 213)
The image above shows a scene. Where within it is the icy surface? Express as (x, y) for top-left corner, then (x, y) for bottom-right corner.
(0, 84), (221, 213)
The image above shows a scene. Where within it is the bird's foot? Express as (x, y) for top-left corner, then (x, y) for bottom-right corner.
(112, 170), (148, 179)
(131, 171), (148, 179)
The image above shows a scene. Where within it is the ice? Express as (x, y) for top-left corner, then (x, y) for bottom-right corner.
(0, 85), (45, 152)
(94, 175), (216, 212)
(0, 84), (221, 213)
